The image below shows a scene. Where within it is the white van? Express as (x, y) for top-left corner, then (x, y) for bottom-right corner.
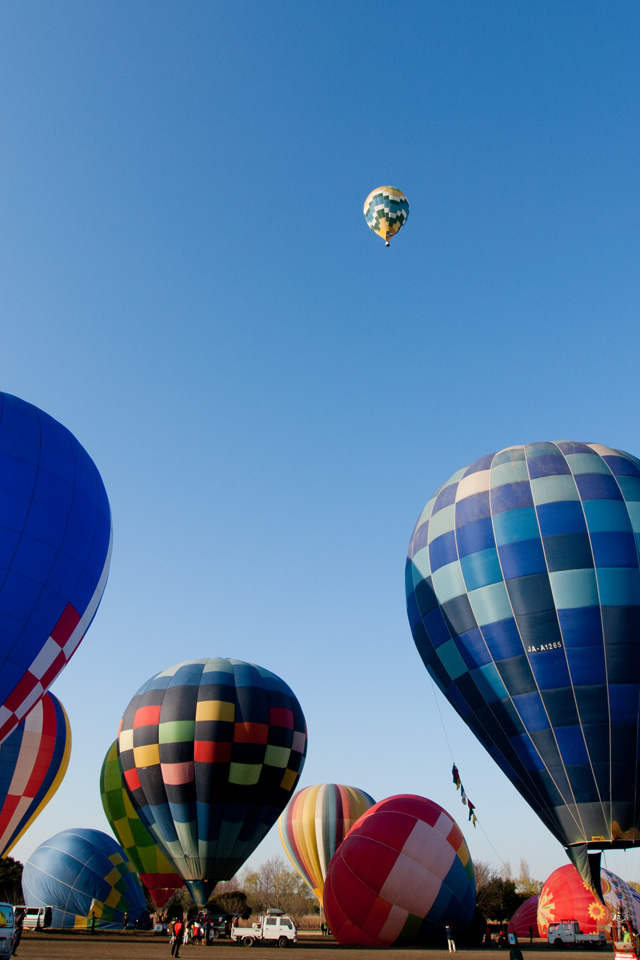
(0, 903), (14, 958)
(14, 905), (52, 930)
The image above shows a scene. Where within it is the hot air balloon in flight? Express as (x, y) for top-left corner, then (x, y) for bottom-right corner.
(405, 441), (640, 896)
(0, 691), (70, 858)
(363, 186), (409, 246)
(22, 827), (146, 929)
(100, 740), (183, 909)
(0, 392), (111, 745)
(323, 794), (476, 947)
(278, 783), (375, 904)
(117, 657), (307, 907)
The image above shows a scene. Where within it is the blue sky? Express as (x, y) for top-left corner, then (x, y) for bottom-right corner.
(2, 0), (640, 890)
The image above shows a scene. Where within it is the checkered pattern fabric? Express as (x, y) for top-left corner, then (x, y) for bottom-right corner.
(323, 795), (475, 946)
(118, 657), (307, 906)
(363, 186), (409, 243)
(0, 691), (70, 857)
(406, 442), (640, 852)
(22, 827), (146, 929)
(100, 739), (183, 909)
(0, 393), (112, 744)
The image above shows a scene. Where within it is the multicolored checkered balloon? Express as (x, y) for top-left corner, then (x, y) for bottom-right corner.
(406, 442), (640, 891)
(363, 186), (409, 246)
(100, 740), (183, 908)
(117, 658), (308, 906)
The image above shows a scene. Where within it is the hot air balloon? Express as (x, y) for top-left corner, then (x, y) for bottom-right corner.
(323, 794), (476, 947)
(0, 393), (111, 745)
(279, 783), (375, 904)
(0, 691), (70, 857)
(117, 657), (307, 907)
(100, 740), (183, 909)
(22, 827), (146, 929)
(537, 864), (640, 938)
(363, 186), (409, 246)
(508, 896), (539, 939)
(405, 441), (640, 896)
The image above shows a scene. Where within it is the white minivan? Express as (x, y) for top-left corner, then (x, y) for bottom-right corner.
(0, 903), (14, 958)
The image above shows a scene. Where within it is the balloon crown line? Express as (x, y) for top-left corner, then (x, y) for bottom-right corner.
(452, 764), (477, 826)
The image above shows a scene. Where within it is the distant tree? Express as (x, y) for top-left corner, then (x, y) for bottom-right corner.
(239, 857), (316, 922)
(476, 876), (524, 923)
(515, 859), (542, 897)
(474, 860), (492, 891)
(0, 857), (22, 904)
(207, 883), (251, 919)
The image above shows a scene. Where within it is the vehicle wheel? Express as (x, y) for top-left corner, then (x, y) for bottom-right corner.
(554, 939), (564, 949)
(243, 937), (255, 947)
(212, 930), (219, 939)
(278, 937), (289, 948)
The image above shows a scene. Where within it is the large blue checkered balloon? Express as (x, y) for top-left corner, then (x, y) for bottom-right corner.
(405, 442), (640, 892)
(0, 393), (111, 744)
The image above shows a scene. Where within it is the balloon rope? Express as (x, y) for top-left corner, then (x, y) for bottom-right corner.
(429, 675), (508, 869)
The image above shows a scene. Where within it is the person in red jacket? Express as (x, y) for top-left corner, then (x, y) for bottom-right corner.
(170, 919), (184, 958)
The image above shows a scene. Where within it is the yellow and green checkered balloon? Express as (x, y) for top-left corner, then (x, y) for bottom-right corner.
(100, 740), (183, 908)
(363, 186), (409, 246)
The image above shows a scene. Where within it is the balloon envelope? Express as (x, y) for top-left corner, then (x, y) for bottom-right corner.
(363, 186), (409, 244)
(0, 393), (111, 744)
(22, 827), (146, 929)
(323, 794), (476, 946)
(279, 783), (375, 903)
(100, 740), (183, 908)
(0, 691), (70, 857)
(118, 657), (308, 906)
(508, 896), (539, 938)
(537, 864), (640, 937)
(406, 442), (640, 888)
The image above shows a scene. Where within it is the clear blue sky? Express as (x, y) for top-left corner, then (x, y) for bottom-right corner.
(2, 0), (640, 890)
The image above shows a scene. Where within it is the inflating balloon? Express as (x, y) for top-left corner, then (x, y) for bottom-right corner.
(323, 794), (476, 947)
(508, 896), (539, 939)
(22, 827), (146, 930)
(118, 657), (307, 906)
(0, 393), (111, 745)
(100, 740), (183, 908)
(537, 864), (640, 937)
(406, 442), (640, 895)
(0, 691), (70, 857)
(278, 783), (375, 903)
(363, 186), (409, 246)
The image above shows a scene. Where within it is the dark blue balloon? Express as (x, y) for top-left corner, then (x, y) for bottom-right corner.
(0, 394), (111, 744)
(406, 442), (640, 888)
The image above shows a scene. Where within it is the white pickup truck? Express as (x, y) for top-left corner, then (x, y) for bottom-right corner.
(231, 909), (297, 947)
(547, 921), (606, 948)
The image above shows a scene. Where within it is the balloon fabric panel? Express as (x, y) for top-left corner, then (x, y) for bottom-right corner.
(0, 691), (70, 856)
(278, 783), (375, 902)
(0, 393), (112, 745)
(406, 442), (640, 860)
(118, 658), (307, 904)
(100, 740), (183, 908)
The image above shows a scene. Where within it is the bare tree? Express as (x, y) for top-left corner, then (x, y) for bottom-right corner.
(238, 857), (316, 922)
